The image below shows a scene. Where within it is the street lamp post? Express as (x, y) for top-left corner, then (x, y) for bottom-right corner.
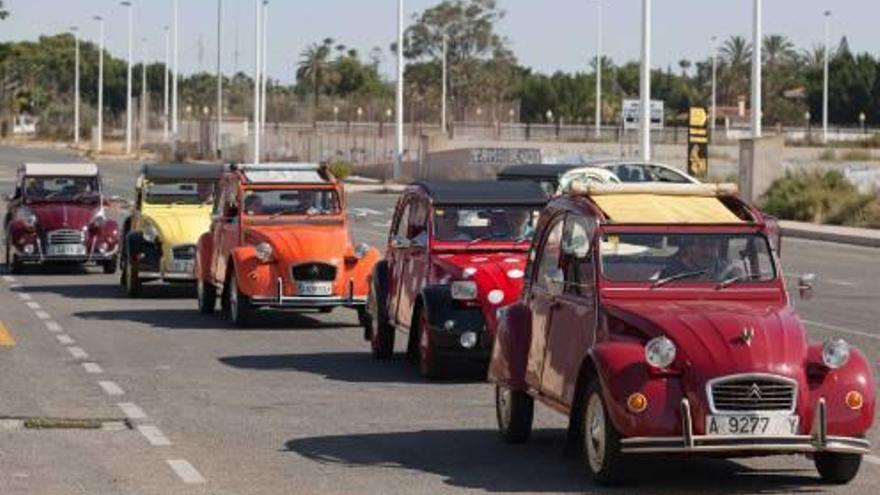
(394, 0), (404, 180)
(140, 38), (147, 149)
(441, 32), (447, 133)
(163, 26), (170, 141)
(710, 36), (717, 139)
(822, 10), (831, 144)
(261, 1), (269, 142)
(172, 0), (179, 140)
(216, 0), (223, 157)
(639, 0), (652, 161)
(751, 0), (763, 138)
(253, 0), (262, 163)
(122, 1), (134, 155)
(71, 26), (80, 145)
(94, 15), (104, 152)
(594, 0), (602, 139)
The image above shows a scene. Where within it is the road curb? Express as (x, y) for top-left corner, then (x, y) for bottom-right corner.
(780, 223), (880, 248)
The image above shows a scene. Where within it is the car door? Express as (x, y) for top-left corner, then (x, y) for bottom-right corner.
(387, 197), (412, 326)
(524, 214), (565, 390)
(394, 196), (429, 329)
(212, 178), (240, 285)
(540, 214), (598, 405)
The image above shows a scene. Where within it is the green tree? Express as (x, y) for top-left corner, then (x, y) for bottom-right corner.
(296, 38), (333, 117)
(0, 1), (9, 20)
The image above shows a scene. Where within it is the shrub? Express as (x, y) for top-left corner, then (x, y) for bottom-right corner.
(840, 149), (873, 161)
(818, 148), (836, 161)
(760, 170), (865, 224)
(327, 160), (354, 180)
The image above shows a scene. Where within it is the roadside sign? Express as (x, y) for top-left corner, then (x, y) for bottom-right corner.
(688, 106), (709, 178)
(622, 100), (664, 130)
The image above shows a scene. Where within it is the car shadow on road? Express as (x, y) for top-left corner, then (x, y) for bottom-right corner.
(284, 429), (824, 494)
(20, 283), (194, 300)
(73, 308), (360, 332)
(2, 263), (96, 277)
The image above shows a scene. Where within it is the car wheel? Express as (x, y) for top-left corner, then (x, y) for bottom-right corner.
(368, 282), (394, 359)
(417, 310), (442, 379)
(124, 256), (142, 297)
(815, 453), (862, 484)
(102, 255), (118, 275)
(582, 378), (626, 485)
(227, 274), (252, 327)
(197, 277), (217, 314)
(495, 384), (534, 443)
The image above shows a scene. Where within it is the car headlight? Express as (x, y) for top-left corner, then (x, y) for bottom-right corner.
(16, 207), (37, 228)
(354, 242), (370, 259)
(822, 338), (850, 369)
(91, 209), (106, 228)
(645, 336), (676, 369)
(451, 280), (478, 300)
(142, 224), (159, 243)
(255, 242), (273, 262)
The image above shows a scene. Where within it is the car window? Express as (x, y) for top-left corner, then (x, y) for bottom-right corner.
(241, 188), (340, 216)
(408, 198), (428, 240)
(432, 206), (540, 243)
(144, 181), (215, 205)
(561, 215), (595, 297)
(533, 216), (564, 291)
(223, 180), (238, 217)
(24, 176), (99, 200)
(649, 165), (690, 183)
(393, 201), (411, 238)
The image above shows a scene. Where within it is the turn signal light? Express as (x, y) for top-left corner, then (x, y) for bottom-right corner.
(627, 393), (648, 414)
(845, 391), (864, 410)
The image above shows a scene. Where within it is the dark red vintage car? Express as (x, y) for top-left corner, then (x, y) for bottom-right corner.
(364, 181), (547, 378)
(489, 183), (874, 485)
(4, 163), (120, 273)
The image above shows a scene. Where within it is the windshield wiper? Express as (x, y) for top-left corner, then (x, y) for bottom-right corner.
(715, 273), (762, 290)
(651, 270), (709, 289)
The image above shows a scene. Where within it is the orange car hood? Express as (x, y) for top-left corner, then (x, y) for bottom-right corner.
(243, 221), (351, 260)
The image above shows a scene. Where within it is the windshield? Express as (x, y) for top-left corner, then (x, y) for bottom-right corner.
(600, 232), (777, 284)
(242, 188), (340, 216)
(25, 176), (99, 201)
(432, 206), (541, 242)
(144, 180), (215, 205)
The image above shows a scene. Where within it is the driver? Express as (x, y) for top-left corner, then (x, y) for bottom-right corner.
(659, 236), (730, 280)
(243, 193), (264, 215)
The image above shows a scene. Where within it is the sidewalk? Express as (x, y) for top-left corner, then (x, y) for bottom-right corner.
(780, 220), (880, 248)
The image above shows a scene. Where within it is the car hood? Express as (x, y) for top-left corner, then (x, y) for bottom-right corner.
(604, 299), (809, 378)
(244, 222), (351, 261)
(29, 202), (99, 231)
(142, 206), (212, 246)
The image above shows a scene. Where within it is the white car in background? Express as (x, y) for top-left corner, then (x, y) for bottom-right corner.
(591, 161), (700, 184)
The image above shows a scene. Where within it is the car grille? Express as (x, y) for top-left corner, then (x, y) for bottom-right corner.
(710, 376), (796, 413)
(171, 244), (196, 260)
(47, 229), (85, 245)
(291, 262), (337, 282)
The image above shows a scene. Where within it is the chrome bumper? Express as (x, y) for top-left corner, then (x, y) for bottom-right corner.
(249, 277), (367, 308)
(138, 271), (196, 282)
(621, 398), (871, 455)
(13, 237), (117, 263)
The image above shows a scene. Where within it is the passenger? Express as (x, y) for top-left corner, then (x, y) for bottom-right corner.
(659, 236), (726, 280)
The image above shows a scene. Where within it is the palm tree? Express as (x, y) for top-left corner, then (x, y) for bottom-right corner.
(720, 36), (752, 68)
(719, 36), (753, 105)
(763, 35), (796, 67)
(0, 0), (9, 19)
(296, 39), (333, 118)
(678, 59), (692, 78)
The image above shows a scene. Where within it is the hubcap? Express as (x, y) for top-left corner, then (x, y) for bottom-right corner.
(229, 278), (238, 321)
(497, 386), (512, 429)
(586, 393), (606, 473)
(419, 316), (430, 367)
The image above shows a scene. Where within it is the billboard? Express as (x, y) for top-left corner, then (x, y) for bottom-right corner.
(622, 100), (665, 130)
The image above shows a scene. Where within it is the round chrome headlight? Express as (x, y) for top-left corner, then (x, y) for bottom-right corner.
(16, 207), (38, 228)
(255, 242), (273, 262)
(645, 336), (677, 369)
(822, 338), (850, 369)
(142, 224), (159, 243)
(354, 242), (370, 259)
(91, 209), (107, 228)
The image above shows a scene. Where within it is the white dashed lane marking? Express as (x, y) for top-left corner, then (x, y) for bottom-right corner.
(117, 402), (147, 420)
(56, 334), (75, 345)
(25, 301), (40, 310)
(82, 362), (103, 374)
(166, 459), (205, 484)
(98, 381), (125, 396)
(34, 311), (50, 320)
(67, 347), (88, 359)
(803, 319), (880, 341)
(2, 275), (15, 282)
(137, 425), (171, 446)
(45, 321), (62, 332)
(17, 293), (32, 301)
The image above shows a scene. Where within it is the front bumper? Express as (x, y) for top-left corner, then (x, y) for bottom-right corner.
(249, 277), (367, 309)
(13, 243), (117, 264)
(621, 398), (871, 456)
(138, 271), (196, 283)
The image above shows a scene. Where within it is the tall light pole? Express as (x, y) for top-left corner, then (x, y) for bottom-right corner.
(253, 0), (262, 163)
(822, 10), (831, 143)
(71, 26), (80, 145)
(394, 0), (405, 179)
(140, 37), (148, 149)
(261, 0), (269, 141)
(94, 15), (104, 152)
(594, 0), (602, 139)
(122, 1), (134, 155)
(751, 0), (763, 138)
(172, 0), (179, 139)
(639, 0), (651, 161)
(441, 32), (447, 133)
(163, 26), (170, 141)
(711, 36), (718, 139)
(216, 0), (223, 156)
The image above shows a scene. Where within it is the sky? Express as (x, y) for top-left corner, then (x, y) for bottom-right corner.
(1, 0), (877, 83)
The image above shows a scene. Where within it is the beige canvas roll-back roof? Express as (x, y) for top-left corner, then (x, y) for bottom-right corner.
(22, 163), (99, 177)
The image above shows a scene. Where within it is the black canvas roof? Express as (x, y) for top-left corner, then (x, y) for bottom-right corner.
(415, 180), (547, 206)
(496, 163), (584, 179)
(141, 163), (228, 181)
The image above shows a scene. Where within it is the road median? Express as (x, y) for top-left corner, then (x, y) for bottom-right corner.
(780, 220), (880, 248)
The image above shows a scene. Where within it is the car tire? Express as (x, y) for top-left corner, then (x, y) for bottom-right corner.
(227, 274), (252, 327)
(581, 378), (626, 485)
(102, 255), (118, 275)
(815, 453), (862, 484)
(495, 384), (534, 444)
(124, 256), (142, 297)
(417, 310), (443, 379)
(368, 281), (394, 359)
(197, 277), (217, 314)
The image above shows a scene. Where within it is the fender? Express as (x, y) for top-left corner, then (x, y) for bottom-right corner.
(487, 302), (532, 390)
(343, 247), (382, 298)
(196, 232), (213, 282)
(369, 260), (390, 322)
(589, 341), (684, 438)
(805, 346), (876, 437)
(125, 230), (158, 257)
(420, 285), (484, 333)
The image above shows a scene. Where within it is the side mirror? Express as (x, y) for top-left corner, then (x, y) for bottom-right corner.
(797, 273), (815, 300)
(545, 267), (565, 296)
(225, 207), (239, 220)
(390, 235), (411, 250)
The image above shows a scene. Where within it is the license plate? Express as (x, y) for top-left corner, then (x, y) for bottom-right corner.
(296, 281), (333, 296)
(47, 244), (86, 256)
(171, 260), (195, 274)
(706, 415), (799, 436)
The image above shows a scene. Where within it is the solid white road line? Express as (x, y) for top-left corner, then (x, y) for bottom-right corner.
(17, 293), (31, 301)
(2, 275), (15, 282)
(353, 207), (384, 216)
(25, 301), (40, 309)
(371, 221), (392, 228)
(45, 321), (62, 332)
(137, 425), (171, 446)
(56, 334), (75, 345)
(67, 347), (88, 359)
(802, 319), (880, 341)
(166, 459), (205, 484)
(98, 381), (125, 396)
(117, 402), (147, 420)
(8, 283), (22, 289)
(34, 311), (50, 320)
(82, 362), (103, 374)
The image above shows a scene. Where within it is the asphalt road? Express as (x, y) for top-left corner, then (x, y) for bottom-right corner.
(0, 145), (878, 495)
